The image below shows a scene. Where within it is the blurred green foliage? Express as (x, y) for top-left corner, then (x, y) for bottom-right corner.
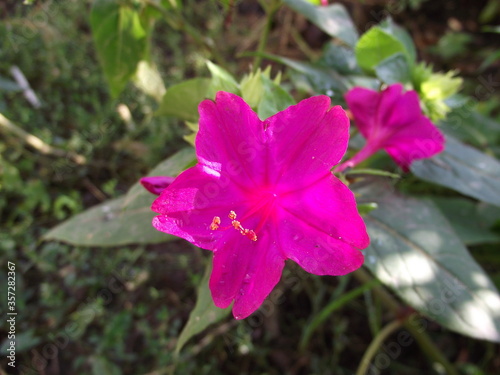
(1, 0), (500, 374)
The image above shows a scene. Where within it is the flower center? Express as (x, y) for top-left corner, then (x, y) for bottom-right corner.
(210, 210), (258, 241)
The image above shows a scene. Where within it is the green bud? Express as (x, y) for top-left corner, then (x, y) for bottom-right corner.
(240, 69), (265, 109)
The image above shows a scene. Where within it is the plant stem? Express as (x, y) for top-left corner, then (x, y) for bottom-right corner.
(355, 319), (403, 375)
(353, 267), (459, 375)
(334, 144), (376, 173)
(253, 0), (281, 72)
(404, 322), (459, 375)
(0, 113), (86, 165)
(300, 277), (380, 350)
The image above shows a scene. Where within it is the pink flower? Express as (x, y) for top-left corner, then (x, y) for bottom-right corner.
(336, 84), (445, 172)
(140, 176), (175, 195)
(150, 92), (369, 319)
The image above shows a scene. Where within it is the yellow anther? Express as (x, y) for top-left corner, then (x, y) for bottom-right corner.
(210, 210), (258, 242)
(210, 216), (221, 230)
(246, 230), (258, 241)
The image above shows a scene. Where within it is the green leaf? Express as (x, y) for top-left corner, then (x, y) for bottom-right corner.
(44, 148), (196, 247)
(133, 60), (166, 102)
(317, 43), (361, 75)
(345, 168), (400, 179)
(482, 25), (500, 33)
(0, 76), (21, 92)
(123, 148), (196, 209)
(175, 261), (231, 354)
(378, 18), (417, 63)
(374, 53), (411, 84)
(257, 74), (295, 119)
(440, 110), (500, 155)
(357, 202), (378, 216)
(206, 61), (240, 97)
(411, 135), (500, 207)
(0, 329), (41, 354)
(43, 196), (167, 247)
(479, 0), (500, 24)
(90, 0), (149, 97)
(261, 53), (348, 96)
(91, 356), (121, 375)
(156, 78), (211, 121)
(429, 197), (500, 245)
(355, 181), (500, 342)
(240, 69), (266, 109)
(355, 27), (408, 73)
(283, 0), (358, 47)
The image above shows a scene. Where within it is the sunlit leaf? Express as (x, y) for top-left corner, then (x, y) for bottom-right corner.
(378, 18), (416, 63)
(206, 61), (240, 97)
(175, 261), (231, 354)
(355, 27), (407, 73)
(355, 181), (500, 342)
(257, 74), (295, 119)
(90, 0), (149, 97)
(411, 135), (500, 207)
(156, 78), (211, 121)
(134, 60), (166, 102)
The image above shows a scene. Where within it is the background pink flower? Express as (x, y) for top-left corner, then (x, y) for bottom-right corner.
(337, 83), (445, 172)
(150, 92), (369, 319)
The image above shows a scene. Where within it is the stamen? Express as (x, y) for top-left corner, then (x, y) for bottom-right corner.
(210, 216), (221, 230)
(244, 229), (258, 241)
(209, 210), (258, 241)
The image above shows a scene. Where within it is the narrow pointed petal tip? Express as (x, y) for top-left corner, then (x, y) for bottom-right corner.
(148, 91), (370, 319)
(345, 84), (445, 170)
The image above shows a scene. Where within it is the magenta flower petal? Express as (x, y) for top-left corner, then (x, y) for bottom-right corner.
(343, 87), (380, 140)
(384, 117), (445, 171)
(210, 232), (285, 319)
(151, 166), (245, 249)
(197, 91), (266, 187)
(344, 83), (445, 171)
(280, 174), (370, 251)
(264, 97), (350, 186)
(151, 92), (369, 319)
(140, 176), (175, 195)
